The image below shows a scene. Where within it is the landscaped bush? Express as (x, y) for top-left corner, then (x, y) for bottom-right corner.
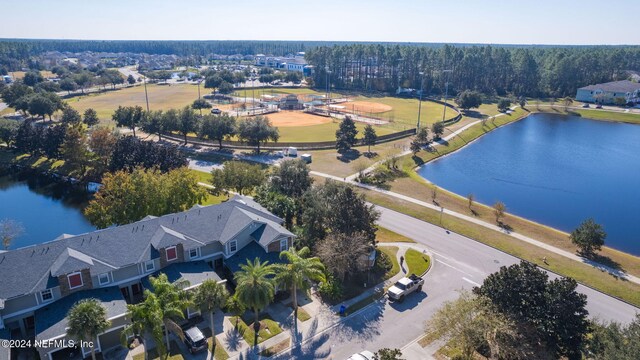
(373, 249), (393, 274)
(318, 273), (343, 302)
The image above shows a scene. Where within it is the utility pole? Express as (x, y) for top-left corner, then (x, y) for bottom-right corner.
(417, 71), (425, 129)
(142, 73), (150, 112)
(441, 69), (452, 122)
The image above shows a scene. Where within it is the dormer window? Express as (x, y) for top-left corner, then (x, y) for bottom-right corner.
(99, 273), (110, 286)
(166, 246), (177, 262)
(40, 289), (53, 302)
(229, 240), (237, 253)
(145, 260), (155, 273)
(68, 272), (83, 290)
(280, 238), (288, 251)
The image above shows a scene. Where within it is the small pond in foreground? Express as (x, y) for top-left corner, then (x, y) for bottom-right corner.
(418, 113), (640, 255)
(0, 170), (95, 250)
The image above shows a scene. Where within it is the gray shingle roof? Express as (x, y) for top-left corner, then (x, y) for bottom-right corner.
(0, 196), (291, 300)
(34, 286), (127, 341)
(141, 261), (222, 289)
(579, 80), (640, 93)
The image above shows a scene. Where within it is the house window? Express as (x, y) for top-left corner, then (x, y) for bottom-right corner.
(40, 289), (53, 302)
(280, 238), (288, 251)
(99, 273), (110, 286)
(166, 246), (177, 262)
(68, 272), (83, 289)
(229, 240), (237, 253)
(145, 260), (155, 272)
(189, 248), (199, 259)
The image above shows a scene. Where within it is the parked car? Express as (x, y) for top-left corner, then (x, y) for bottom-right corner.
(211, 108), (222, 114)
(347, 351), (375, 360)
(387, 274), (424, 302)
(183, 326), (207, 354)
(582, 103), (590, 108)
(596, 104), (603, 109)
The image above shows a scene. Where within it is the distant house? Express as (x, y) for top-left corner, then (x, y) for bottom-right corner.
(576, 80), (640, 105)
(255, 53), (308, 73)
(0, 196), (294, 360)
(2, 75), (12, 84)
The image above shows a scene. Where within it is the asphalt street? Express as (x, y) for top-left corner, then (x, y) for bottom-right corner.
(273, 206), (639, 360)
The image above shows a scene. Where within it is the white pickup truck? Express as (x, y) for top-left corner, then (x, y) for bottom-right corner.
(387, 274), (424, 302)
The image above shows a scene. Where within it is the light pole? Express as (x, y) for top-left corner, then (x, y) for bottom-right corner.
(441, 69), (452, 122)
(417, 71), (425, 129)
(325, 66), (332, 115)
(252, 77), (255, 116)
(142, 73), (150, 112)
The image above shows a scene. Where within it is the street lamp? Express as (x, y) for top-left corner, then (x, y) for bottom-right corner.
(142, 72), (150, 112)
(417, 71), (425, 129)
(325, 66), (332, 115)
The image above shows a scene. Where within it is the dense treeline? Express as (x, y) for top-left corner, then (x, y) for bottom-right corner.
(305, 44), (640, 97)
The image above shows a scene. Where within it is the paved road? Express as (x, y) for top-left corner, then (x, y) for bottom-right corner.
(274, 206), (639, 360)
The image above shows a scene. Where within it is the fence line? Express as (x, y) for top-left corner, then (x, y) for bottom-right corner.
(161, 128), (417, 151)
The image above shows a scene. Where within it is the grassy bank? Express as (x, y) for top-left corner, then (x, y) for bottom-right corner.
(361, 189), (640, 307)
(377, 107), (640, 280)
(533, 106), (640, 124)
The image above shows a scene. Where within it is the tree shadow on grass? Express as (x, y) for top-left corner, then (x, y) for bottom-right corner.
(461, 110), (486, 119)
(337, 149), (361, 163)
(582, 253), (624, 275)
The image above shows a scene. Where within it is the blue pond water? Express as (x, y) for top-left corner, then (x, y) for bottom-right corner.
(0, 170), (95, 250)
(418, 113), (640, 255)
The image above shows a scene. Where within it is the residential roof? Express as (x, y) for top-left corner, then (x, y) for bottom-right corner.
(224, 241), (284, 274)
(0, 196), (290, 301)
(578, 80), (640, 93)
(34, 286), (127, 342)
(141, 260), (222, 289)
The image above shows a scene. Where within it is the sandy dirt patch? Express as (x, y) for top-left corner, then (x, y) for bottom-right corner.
(341, 101), (393, 114)
(265, 111), (332, 127)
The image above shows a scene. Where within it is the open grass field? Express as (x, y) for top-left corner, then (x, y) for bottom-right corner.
(274, 118), (397, 142)
(66, 83), (204, 121)
(352, 95), (458, 129)
(9, 70), (55, 80)
(62, 84), (458, 142)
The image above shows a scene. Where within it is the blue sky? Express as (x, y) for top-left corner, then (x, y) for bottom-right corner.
(1, 0), (639, 45)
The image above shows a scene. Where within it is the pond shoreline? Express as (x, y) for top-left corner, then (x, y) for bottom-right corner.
(417, 113), (640, 256)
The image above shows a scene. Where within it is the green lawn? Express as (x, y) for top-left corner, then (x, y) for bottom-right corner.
(232, 314), (283, 345)
(260, 338), (290, 357)
(207, 337), (229, 360)
(405, 248), (431, 276)
(276, 120), (396, 143)
(353, 95), (458, 129)
(295, 307), (311, 322)
(377, 227), (416, 243)
(132, 341), (184, 360)
(571, 109), (640, 124)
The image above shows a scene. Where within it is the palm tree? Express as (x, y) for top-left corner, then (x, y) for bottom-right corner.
(149, 274), (191, 353)
(121, 292), (165, 360)
(193, 279), (228, 349)
(225, 295), (246, 329)
(274, 247), (325, 318)
(234, 258), (275, 347)
(66, 299), (111, 360)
